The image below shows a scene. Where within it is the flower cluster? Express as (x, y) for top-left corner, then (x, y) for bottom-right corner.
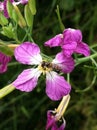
(0, 24), (90, 130)
(0, 0), (91, 130)
(44, 28), (90, 129)
(46, 110), (66, 130)
(12, 42), (74, 100)
(12, 28), (90, 101)
(45, 28), (90, 57)
(0, 0), (28, 18)
(46, 94), (70, 130)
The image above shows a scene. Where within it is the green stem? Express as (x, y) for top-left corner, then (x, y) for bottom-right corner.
(55, 5), (65, 31)
(67, 73), (70, 83)
(0, 84), (15, 99)
(75, 53), (97, 66)
(76, 75), (96, 92)
(89, 56), (97, 67)
(90, 43), (97, 48)
(8, 62), (20, 66)
(14, 22), (20, 44)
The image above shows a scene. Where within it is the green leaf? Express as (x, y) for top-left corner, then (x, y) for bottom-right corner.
(28, 0), (36, 15)
(7, 0), (26, 28)
(0, 12), (8, 26)
(1, 23), (15, 39)
(0, 84), (15, 99)
(14, 5), (26, 28)
(24, 4), (34, 27)
(12, 9), (19, 23)
(0, 41), (13, 56)
(7, 0), (14, 18)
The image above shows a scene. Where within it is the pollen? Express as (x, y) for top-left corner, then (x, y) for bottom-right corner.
(38, 61), (52, 75)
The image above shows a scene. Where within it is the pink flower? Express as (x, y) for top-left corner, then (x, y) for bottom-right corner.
(12, 42), (74, 100)
(0, 2), (4, 11)
(17, 0), (28, 4)
(46, 110), (66, 130)
(0, 52), (11, 73)
(44, 28), (90, 57)
(12, 0), (28, 5)
(0, 0), (28, 18)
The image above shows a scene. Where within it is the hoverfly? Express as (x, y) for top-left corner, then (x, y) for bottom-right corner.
(41, 61), (62, 73)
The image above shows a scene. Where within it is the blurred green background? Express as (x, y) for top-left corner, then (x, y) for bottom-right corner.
(0, 0), (97, 130)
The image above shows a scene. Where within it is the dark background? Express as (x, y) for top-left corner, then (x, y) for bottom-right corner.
(0, 0), (97, 130)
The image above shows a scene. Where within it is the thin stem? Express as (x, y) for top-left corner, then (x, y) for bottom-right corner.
(21, 31), (28, 43)
(76, 75), (96, 92)
(75, 53), (97, 66)
(90, 48), (97, 53)
(13, 22), (20, 44)
(24, 27), (34, 42)
(8, 62), (20, 66)
(0, 84), (15, 99)
(90, 44), (97, 48)
(90, 56), (97, 67)
(55, 5), (65, 31)
(67, 73), (70, 83)
(41, 53), (53, 61)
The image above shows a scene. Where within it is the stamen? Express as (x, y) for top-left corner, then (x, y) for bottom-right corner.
(55, 94), (70, 120)
(38, 61), (52, 74)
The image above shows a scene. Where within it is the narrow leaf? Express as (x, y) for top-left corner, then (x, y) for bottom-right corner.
(14, 5), (26, 28)
(0, 12), (8, 26)
(28, 0), (36, 15)
(24, 4), (34, 27)
(0, 43), (13, 56)
(0, 84), (15, 99)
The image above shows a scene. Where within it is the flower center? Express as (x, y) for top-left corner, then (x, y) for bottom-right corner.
(38, 61), (62, 74)
(38, 61), (52, 74)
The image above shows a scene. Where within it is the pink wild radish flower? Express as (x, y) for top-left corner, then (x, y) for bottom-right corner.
(46, 110), (66, 130)
(44, 28), (90, 57)
(0, 52), (11, 73)
(0, 0), (28, 18)
(12, 42), (74, 100)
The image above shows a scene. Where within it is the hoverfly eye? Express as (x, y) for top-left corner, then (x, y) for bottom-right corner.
(46, 62), (50, 67)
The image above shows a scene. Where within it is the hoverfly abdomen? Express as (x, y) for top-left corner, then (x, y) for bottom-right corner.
(41, 61), (62, 73)
(52, 63), (62, 73)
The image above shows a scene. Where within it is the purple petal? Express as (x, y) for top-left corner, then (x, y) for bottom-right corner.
(14, 42), (42, 65)
(46, 110), (56, 130)
(19, 0), (28, 4)
(13, 68), (41, 92)
(58, 119), (66, 130)
(51, 119), (66, 130)
(62, 28), (90, 57)
(63, 28), (82, 42)
(0, 52), (11, 73)
(52, 52), (75, 73)
(0, 2), (4, 11)
(75, 42), (90, 56)
(52, 124), (58, 130)
(3, 0), (9, 18)
(61, 41), (77, 57)
(44, 34), (63, 47)
(46, 110), (66, 130)
(46, 71), (71, 100)
(13, 0), (28, 5)
(51, 123), (65, 130)
(10, 0), (14, 2)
